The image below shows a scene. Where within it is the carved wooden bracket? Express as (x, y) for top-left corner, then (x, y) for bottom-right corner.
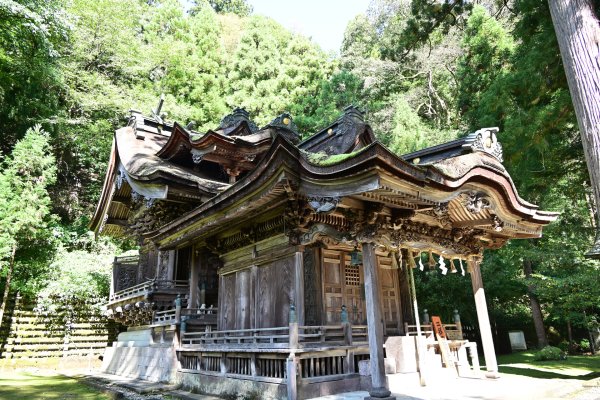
(307, 196), (341, 213)
(465, 192), (491, 214)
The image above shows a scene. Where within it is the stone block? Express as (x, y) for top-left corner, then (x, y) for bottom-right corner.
(117, 329), (153, 347)
(508, 331), (527, 351)
(384, 357), (396, 374)
(358, 359), (371, 376)
(384, 336), (417, 373)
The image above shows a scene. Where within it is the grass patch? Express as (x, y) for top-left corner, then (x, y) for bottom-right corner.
(497, 351), (600, 380)
(0, 371), (113, 400)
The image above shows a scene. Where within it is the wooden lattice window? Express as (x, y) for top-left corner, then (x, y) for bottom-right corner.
(345, 265), (361, 286)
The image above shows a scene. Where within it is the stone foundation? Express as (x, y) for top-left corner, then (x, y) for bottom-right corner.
(177, 372), (363, 400)
(100, 326), (178, 383)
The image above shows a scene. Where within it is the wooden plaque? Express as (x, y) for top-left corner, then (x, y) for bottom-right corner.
(431, 316), (446, 339)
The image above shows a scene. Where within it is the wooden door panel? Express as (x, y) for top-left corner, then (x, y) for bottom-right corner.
(378, 256), (401, 335)
(323, 250), (344, 324)
(343, 254), (365, 324)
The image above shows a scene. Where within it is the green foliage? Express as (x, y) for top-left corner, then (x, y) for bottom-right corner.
(579, 339), (591, 353)
(456, 6), (514, 125)
(0, 125), (57, 258)
(382, 95), (457, 154)
(226, 16), (330, 127)
(202, 0), (253, 16)
(37, 236), (116, 305)
(0, 125), (58, 298)
(341, 14), (380, 59)
(414, 266), (476, 326)
(0, 0), (597, 349)
(380, 0), (472, 61)
(534, 346), (566, 361)
(0, 0), (68, 152)
(291, 70), (363, 134)
(142, 0), (227, 130)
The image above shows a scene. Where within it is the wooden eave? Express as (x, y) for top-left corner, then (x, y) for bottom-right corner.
(189, 130), (271, 170)
(146, 137), (429, 248)
(90, 140), (118, 235)
(90, 120), (230, 237)
(148, 134), (557, 248)
(147, 136), (303, 248)
(421, 155), (558, 224)
(155, 122), (191, 162)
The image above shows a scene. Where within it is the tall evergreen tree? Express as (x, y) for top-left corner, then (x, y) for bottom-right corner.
(0, 126), (57, 322)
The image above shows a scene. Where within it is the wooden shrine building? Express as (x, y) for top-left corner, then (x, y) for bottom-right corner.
(91, 105), (557, 399)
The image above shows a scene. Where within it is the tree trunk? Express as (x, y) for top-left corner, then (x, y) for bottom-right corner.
(547, 0), (600, 257)
(524, 260), (548, 348)
(567, 319), (573, 346)
(0, 244), (17, 325)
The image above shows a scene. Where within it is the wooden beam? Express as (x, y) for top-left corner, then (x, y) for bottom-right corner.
(189, 247), (200, 309)
(106, 218), (128, 227)
(453, 218), (494, 228)
(111, 196), (131, 206)
(338, 197), (365, 209)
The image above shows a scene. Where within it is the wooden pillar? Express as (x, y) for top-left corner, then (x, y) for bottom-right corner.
(398, 254), (414, 333)
(189, 248), (200, 309)
(468, 256), (499, 378)
(110, 258), (116, 299)
(167, 250), (176, 280)
(286, 354), (298, 400)
(362, 242), (395, 400)
(294, 250), (305, 325)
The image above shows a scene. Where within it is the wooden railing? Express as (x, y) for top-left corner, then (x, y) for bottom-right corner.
(297, 324), (368, 346)
(182, 326), (290, 349)
(153, 307), (218, 325)
(404, 322), (463, 340)
(178, 347), (370, 384)
(109, 279), (188, 302)
(114, 255), (139, 264)
(180, 322), (369, 350)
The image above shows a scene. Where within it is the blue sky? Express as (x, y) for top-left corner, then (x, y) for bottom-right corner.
(247, 0), (371, 53)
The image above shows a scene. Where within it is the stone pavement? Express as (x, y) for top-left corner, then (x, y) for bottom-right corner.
(307, 373), (600, 400)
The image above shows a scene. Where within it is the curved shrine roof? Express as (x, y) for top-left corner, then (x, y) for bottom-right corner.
(91, 105), (558, 254)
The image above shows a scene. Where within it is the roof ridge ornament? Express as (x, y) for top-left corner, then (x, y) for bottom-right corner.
(463, 127), (503, 162)
(151, 94), (165, 125)
(218, 107), (259, 133)
(265, 112), (300, 144)
(340, 105), (364, 123)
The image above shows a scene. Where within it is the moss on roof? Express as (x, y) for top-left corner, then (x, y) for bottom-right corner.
(302, 149), (361, 166)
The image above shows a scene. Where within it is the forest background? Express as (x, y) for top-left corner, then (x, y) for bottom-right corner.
(0, 0), (598, 352)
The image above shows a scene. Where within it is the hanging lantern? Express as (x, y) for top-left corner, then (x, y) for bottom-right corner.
(350, 246), (362, 266)
(428, 251), (436, 270)
(390, 251), (399, 270)
(408, 251), (417, 269)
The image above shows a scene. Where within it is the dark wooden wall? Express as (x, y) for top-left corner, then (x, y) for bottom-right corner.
(218, 254), (296, 330)
(215, 242), (405, 334)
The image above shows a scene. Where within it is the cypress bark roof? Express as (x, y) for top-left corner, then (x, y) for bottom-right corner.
(91, 106), (558, 247)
